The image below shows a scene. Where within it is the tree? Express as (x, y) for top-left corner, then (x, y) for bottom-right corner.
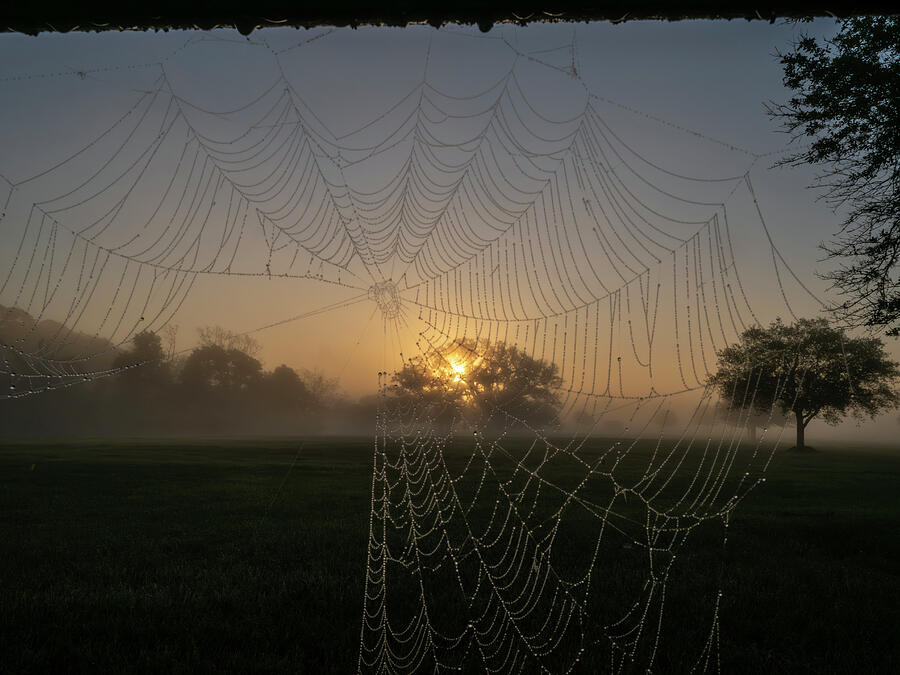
(111, 331), (171, 394)
(299, 368), (341, 408)
(391, 339), (563, 431)
(197, 325), (261, 357)
(180, 344), (262, 397)
(707, 318), (899, 450)
(178, 343), (264, 430)
(258, 364), (313, 418)
(106, 331), (173, 431)
(769, 17), (900, 334)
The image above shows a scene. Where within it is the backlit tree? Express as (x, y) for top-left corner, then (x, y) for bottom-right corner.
(708, 318), (899, 449)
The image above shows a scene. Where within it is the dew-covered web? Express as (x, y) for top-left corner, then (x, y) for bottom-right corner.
(0, 28), (827, 673)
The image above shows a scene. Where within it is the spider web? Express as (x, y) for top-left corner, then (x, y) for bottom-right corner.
(0, 27), (824, 673)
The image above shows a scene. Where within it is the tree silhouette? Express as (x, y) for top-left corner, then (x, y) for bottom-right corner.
(770, 17), (900, 334)
(197, 325), (262, 357)
(112, 331), (168, 381)
(179, 344), (260, 426)
(181, 345), (262, 395)
(391, 340), (563, 431)
(707, 318), (899, 450)
(257, 364), (314, 427)
(299, 368), (341, 408)
(109, 331), (172, 429)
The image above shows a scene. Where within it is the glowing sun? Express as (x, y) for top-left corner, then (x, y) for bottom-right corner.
(449, 360), (466, 381)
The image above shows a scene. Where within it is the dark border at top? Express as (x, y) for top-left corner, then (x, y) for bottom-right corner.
(0, 3), (879, 36)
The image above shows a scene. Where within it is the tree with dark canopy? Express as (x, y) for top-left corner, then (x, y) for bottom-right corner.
(769, 17), (900, 334)
(391, 339), (563, 431)
(255, 364), (315, 430)
(107, 331), (172, 430)
(112, 331), (168, 385)
(707, 318), (899, 450)
(180, 344), (262, 396)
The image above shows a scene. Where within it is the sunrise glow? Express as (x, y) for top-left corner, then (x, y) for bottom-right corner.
(449, 360), (466, 381)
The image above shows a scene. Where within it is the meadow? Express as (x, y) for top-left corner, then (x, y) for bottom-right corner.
(0, 437), (897, 674)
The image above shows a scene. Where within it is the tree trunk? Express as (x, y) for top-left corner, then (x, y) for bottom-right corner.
(795, 410), (805, 449)
(746, 423), (757, 443)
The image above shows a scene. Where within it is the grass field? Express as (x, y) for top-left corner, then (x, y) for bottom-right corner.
(0, 437), (898, 674)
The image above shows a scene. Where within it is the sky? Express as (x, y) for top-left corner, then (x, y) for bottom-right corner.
(1, 19), (897, 441)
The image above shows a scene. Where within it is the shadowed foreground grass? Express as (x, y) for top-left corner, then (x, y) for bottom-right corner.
(0, 438), (897, 674)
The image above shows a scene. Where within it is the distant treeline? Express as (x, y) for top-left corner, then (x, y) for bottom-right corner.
(1, 305), (771, 439)
(1, 310), (378, 437)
